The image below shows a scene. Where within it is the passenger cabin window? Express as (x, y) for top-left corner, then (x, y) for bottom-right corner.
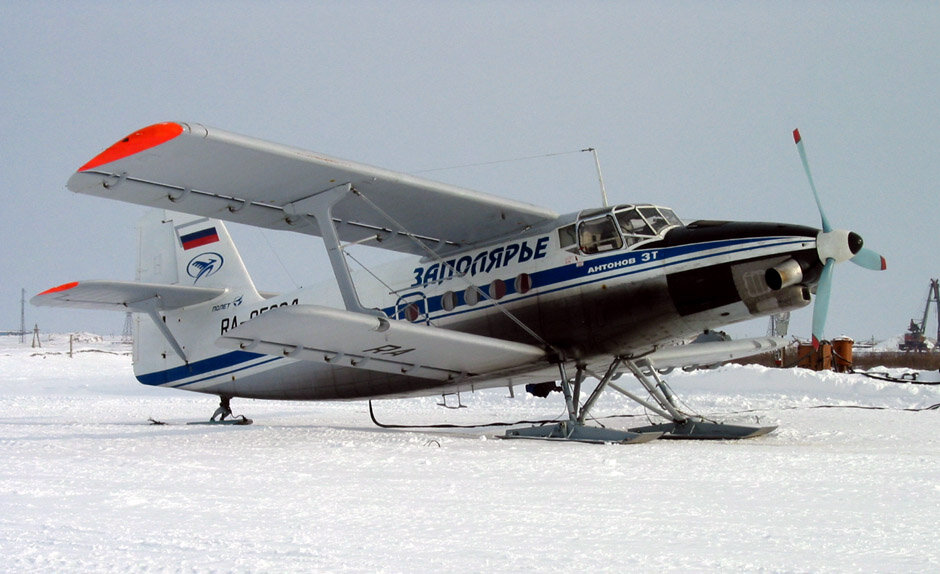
(579, 216), (623, 254)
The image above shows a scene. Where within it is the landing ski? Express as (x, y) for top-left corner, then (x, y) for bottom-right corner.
(503, 422), (663, 444)
(629, 419), (775, 440)
(187, 415), (253, 426)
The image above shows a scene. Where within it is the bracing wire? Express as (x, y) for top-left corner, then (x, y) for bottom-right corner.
(350, 187), (554, 351)
(258, 228), (300, 288)
(411, 149), (588, 175)
(342, 250), (398, 303)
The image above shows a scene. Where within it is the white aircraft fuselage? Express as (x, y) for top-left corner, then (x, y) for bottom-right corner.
(134, 206), (817, 401)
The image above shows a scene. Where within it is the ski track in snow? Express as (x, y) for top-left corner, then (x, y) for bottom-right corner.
(0, 336), (937, 573)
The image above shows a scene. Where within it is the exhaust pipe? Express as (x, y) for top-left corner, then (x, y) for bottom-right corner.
(765, 258), (804, 291)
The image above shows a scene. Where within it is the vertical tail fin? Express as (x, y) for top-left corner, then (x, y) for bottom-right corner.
(137, 210), (261, 297)
(133, 210), (265, 386)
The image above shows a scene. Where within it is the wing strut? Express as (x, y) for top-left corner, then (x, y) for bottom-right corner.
(284, 183), (384, 318)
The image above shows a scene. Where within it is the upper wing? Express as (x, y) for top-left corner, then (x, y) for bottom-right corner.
(215, 304), (548, 384)
(66, 122), (559, 256)
(646, 336), (787, 369)
(32, 280), (225, 312)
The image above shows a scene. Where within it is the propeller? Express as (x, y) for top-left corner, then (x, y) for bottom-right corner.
(792, 129), (887, 349)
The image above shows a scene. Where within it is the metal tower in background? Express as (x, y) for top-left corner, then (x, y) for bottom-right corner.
(767, 312), (790, 366)
(900, 279), (940, 351)
(121, 311), (134, 343)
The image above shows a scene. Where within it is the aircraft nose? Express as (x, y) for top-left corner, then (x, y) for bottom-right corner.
(848, 231), (863, 255)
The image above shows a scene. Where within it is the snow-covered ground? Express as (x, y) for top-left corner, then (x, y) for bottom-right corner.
(1, 334), (937, 573)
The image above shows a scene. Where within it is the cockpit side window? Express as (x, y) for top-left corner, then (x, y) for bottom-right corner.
(578, 216), (623, 254)
(558, 223), (577, 252)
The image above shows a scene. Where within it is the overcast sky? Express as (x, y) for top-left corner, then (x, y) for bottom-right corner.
(2, 1), (937, 342)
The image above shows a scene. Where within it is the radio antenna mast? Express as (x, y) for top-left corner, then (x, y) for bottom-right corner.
(582, 147), (609, 207)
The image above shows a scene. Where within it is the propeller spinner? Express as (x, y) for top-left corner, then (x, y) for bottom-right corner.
(793, 129), (887, 349)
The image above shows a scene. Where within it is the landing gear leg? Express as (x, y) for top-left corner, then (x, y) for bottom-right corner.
(211, 396), (233, 421)
(504, 358), (663, 444)
(614, 357), (776, 439)
(196, 396), (253, 426)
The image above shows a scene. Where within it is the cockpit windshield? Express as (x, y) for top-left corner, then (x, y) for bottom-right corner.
(615, 208), (653, 237)
(612, 204), (681, 247)
(638, 206), (670, 232)
(561, 204), (682, 254)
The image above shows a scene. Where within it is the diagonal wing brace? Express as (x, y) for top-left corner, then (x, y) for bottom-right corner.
(283, 183), (384, 318)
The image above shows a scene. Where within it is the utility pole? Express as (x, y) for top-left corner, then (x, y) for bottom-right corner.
(930, 279), (939, 350)
(20, 288), (25, 344)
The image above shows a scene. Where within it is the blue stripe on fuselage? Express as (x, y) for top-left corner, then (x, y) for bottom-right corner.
(136, 350), (279, 388)
(388, 236), (808, 321)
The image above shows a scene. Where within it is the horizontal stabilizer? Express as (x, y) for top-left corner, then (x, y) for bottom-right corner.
(648, 337), (787, 369)
(216, 305), (548, 382)
(32, 280), (225, 312)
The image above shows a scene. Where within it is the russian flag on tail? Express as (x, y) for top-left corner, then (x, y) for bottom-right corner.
(180, 227), (219, 250)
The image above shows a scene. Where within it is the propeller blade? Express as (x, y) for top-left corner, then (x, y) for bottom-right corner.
(812, 259), (835, 350)
(793, 129), (832, 233)
(850, 247), (887, 271)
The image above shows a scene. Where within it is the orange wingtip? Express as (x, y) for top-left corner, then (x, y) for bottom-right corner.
(79, 122), (184, 172)
(38, 281), (79, 296)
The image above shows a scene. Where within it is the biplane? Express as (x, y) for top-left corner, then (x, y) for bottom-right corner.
(33, 123), (885, 442)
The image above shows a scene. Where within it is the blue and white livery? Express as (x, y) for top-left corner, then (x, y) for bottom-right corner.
(33, 123), (885, 442)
